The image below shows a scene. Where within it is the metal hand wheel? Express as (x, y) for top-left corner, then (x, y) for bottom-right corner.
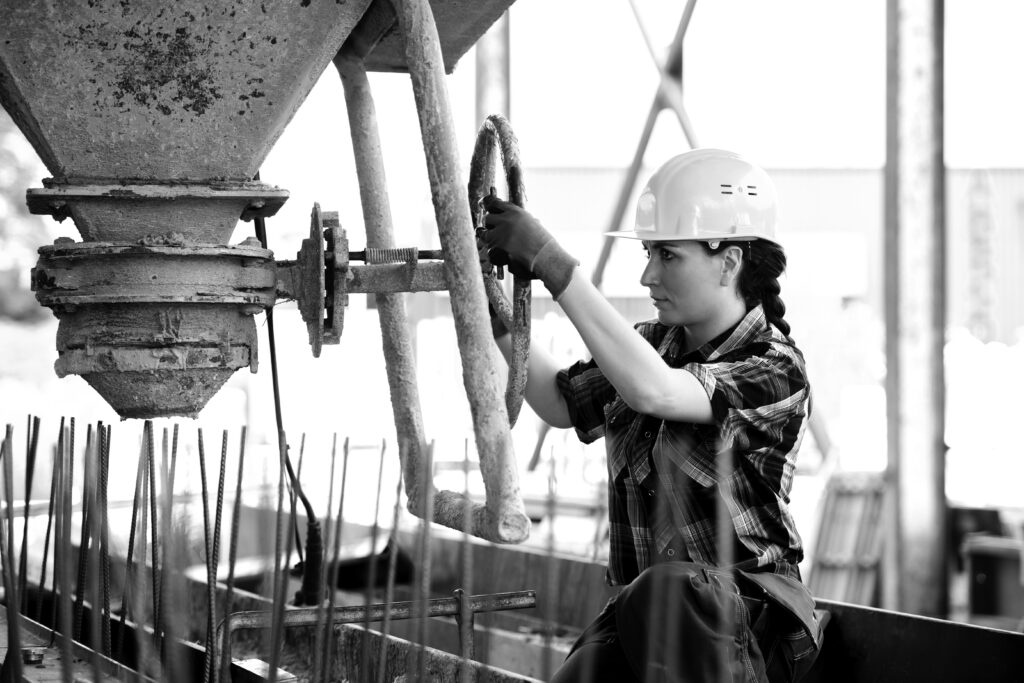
(469, 113), (530, 428)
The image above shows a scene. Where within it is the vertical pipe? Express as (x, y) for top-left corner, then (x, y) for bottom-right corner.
(886, 0), (948, 617)
(334, 47), (432, 517)
(390, 0), (527, 543)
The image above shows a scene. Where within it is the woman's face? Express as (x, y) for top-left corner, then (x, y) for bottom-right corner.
(639, 240), (731, 327)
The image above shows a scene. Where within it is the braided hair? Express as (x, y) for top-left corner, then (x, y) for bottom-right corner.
(701, 239), (791, 337)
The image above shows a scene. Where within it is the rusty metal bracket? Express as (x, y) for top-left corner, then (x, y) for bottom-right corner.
(276, 203), (451, 357)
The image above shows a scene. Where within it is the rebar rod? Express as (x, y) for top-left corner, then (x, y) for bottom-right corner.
(414, 442), (435, 681)
(132, 454), (156, 682)
(321, 437), (350, 682)
(117, 430), (149, 661)
(268, 474), (298, 683)
(361, 441), (389, 677)
(86, 426), (104, 682)
(457, 442), (475, 682)
(312, 434), (339, 683)
(218, 426), (247, 683)
(100, 423), (112, 657)
(146, 421), (160, 644)
(198, 429), (216, 683)
(58, 422), (75, 683)
(1, 426), (25, 683)
(37, 425), (60, 625)
(46, 419), (65, 640)
(73, 424), (94, 642)
(375, 445), (408, 683)
(158, 427), (173, 659)
(542, 453), (557, 682)
(208, 429), (229, 683)
(19, 415), (40, 614)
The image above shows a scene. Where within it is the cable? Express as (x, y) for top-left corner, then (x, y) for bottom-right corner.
(252, 171), (321, 603)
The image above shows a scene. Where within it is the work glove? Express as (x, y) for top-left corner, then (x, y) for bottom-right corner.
(479, 195), (579, 299)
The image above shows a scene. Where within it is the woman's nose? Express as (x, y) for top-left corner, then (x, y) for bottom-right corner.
(640, 258), (658, 287)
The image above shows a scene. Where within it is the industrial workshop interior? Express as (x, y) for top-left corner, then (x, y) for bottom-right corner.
(1, 0), (1023, 681)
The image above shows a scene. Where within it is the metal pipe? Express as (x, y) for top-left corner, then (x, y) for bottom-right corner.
(218, 590), (537, 643)
(390, 0), (529, 544)
(335, 47), (433, 527)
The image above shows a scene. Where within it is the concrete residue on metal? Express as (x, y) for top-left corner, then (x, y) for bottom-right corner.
(0, 0), (374, 179)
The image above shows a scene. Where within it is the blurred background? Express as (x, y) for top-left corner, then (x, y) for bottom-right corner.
(1, 0), (1022, 633)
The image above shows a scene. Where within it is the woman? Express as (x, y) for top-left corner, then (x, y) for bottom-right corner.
(479, 149), (825, 682)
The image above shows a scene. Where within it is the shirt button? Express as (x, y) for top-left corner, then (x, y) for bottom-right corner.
(667, 549), (675, 557)
(644, 431), (650, 438)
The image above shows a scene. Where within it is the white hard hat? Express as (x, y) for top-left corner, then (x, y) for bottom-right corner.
(608, 148), (779, 247)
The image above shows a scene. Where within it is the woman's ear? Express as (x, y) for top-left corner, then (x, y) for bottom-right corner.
(719, 244), (744, 286)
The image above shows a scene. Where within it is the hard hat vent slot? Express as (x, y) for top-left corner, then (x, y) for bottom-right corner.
(720, 184), (759, 196)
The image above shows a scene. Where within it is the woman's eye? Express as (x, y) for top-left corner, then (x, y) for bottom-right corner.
(642, 247), (651, 260)
(659, 248), (674, 261)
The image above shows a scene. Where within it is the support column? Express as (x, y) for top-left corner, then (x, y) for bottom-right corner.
(884, 0), (948, 616)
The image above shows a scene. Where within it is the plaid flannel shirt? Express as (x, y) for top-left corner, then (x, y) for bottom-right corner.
(556, 304), (810, 586)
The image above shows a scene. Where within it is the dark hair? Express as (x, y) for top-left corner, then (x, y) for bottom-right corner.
(701, 239), (791, 337)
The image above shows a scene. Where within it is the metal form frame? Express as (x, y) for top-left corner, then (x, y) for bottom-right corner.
(590, 0), (699, 290)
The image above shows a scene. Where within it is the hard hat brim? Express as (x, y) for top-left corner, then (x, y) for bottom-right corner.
(605, 229), (772, 244)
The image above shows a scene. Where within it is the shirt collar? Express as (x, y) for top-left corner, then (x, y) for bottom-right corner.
(659, 304), (769, 363)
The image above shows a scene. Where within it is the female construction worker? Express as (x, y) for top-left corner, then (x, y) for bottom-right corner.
(478, 148), (825, 682)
